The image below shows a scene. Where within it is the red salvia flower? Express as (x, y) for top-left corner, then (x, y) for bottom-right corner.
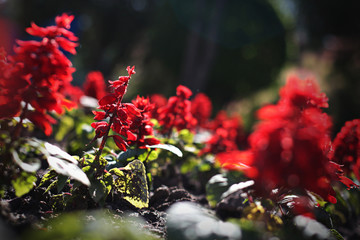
(331, 119), (360, 181)
(218, 76), (358, 206)
(83, 71), (107, 100)
(0, 13), (79, 136)
(200, 111), (244, 155)
(157, 85), (197, 134)
(91, 66), (160, 152)
(129, 96), (160, 148)
(191, 92), (212, 128)
(149, 93), (167, 119)
(0, 48), (30, 119)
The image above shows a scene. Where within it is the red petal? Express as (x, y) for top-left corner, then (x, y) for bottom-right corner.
(93, 111), (106, 120)
(112, 135), (128, 151)
(26, 111), (56, 136)
(56, 37), (78, 54)
(124, 103), (141, 117)
(144, 137), (160, 146)
(338, 175), (359, 190)
(99, 93), (117, 106)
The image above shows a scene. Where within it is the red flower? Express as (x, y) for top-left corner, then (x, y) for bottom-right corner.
(331, 119), (360, 181)
(191, 93), (212, 127)
(218, 76), (357, 205)
(0, 13), (79, 135)
(91, 66), (159, 151)
(128, 96), (160, 148)
(200, 111), (244, 155)
(149, 93), (167, 119)
(0, 48), (30, 119)
(157, 85), (197, 134)
(83, 71), (107, 100)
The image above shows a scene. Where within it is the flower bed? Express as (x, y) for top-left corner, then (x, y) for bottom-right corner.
(1, 14), (360, 240)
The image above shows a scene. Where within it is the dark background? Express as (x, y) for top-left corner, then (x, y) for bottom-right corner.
(1, 0), (360, 134)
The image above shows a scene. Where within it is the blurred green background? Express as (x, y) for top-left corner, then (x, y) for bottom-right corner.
(1, 0), (360, 134)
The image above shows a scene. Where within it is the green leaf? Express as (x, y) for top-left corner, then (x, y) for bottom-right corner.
(206, 174), (231, 208)
(147, 144), (183, 157)
(330, 229), (345, 240)
(38, 170), (57, 188)
(117, 148), (146, 161)
(89, 179), (107, 203)
(57, 175), (69, 193)
(11, 172), (37, 197)
(110, 160), (149, 208)
(45, 180), (58, 194)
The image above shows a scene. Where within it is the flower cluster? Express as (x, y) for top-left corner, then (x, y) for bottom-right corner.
(130, 96), (160, 148)
(218, 76), (358, 205)
(91, 66), (159, 152)
(200, 111), (244, 155)
(191, 93), (212, 128)
(0, 13), (78, 135)
(83, 71), (108, 100)
(331, 119), (360, 181)
(156, 85), (197, 135)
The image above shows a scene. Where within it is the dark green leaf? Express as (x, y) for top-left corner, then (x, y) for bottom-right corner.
(117, 148), (146, 161)
(89, 179), (107, 203)
(206, 174), (230, 208)
(330, 229), (344, 240)
(57, 175), (69, 193)
(38, 170), (57, 188)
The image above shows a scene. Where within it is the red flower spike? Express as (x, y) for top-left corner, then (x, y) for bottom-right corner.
(90, 66), (158, 153)
(218, 75), (357, 208)
(0, 14), (79, 135)
(331, 119), (360, 181)
(191, 93), (212, 127)
(83, 71), (107, 100)
(156, 85), (197, 134)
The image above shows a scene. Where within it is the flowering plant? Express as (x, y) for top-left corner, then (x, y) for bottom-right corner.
(1, 12), (360, 240)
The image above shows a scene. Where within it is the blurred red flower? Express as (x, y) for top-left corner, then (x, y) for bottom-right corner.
(191, 93), (212, 128)
(149, 94), (167, 119)
(200, 111), (244, 155)
(331, 119), (360, 181)
(83, 71), (107, 100)
(218, 76), (357, 205)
